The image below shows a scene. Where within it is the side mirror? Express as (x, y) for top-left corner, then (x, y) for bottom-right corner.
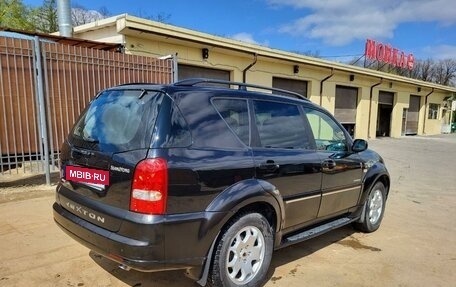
(352, 139), (368, 152)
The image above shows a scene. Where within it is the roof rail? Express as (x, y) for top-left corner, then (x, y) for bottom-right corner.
(174, 78), (308, 101)
(116, 82), (156, 86)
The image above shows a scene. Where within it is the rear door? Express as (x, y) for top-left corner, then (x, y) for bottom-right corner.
(59, 88), (164, 231)
(303, 107), (363, 218)
(250, 100), (322, 231)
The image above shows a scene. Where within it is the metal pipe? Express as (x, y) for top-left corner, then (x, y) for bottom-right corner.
(422, 88), (434, 134)
(34, 36), (51, 185)
(57, 0), (73, 37)
(367, 78), (383, 138)
(172, 53), (178, 82)
(319, 68), (334, 106)
(242, 53), (257, 83)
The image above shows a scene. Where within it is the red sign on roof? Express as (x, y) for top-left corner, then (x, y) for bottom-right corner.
(365, 39), (414, 70)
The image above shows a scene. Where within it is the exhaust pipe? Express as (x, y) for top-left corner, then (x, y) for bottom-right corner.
(119, 264), (131, 271)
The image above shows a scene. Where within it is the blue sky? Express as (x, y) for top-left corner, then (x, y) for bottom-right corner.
(24, 0), (456, 62)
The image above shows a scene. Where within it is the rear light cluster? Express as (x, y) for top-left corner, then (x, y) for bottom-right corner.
(130, 158), (168, 215)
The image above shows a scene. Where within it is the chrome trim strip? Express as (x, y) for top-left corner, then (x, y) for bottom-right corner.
(80, 182), (105, 191)
(286, 194), (321, 204)
(322, 186), (361, 196)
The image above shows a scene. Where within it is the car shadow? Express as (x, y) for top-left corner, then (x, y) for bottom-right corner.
(89, 251), (198, 287)
(272, 225), (356, 266)
(266, 225), (355, 281)
(89, 225), (355, 287)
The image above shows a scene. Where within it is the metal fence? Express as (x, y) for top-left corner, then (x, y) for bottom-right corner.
(0, 33), (175, 184)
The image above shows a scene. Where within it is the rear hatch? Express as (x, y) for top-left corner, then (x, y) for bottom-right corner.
(58, 88), (164, 231)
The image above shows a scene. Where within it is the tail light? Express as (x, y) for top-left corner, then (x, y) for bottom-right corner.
(130, 158), (168, 215)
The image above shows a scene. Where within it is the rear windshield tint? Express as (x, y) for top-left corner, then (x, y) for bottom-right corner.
(71, 89), (163, 152)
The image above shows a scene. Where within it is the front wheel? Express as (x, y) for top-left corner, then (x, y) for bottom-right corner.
(354, 182), (387, 233)
(209, 213), (273, 287)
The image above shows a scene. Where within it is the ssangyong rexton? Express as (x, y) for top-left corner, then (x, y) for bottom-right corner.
(54, 79), (390, 287)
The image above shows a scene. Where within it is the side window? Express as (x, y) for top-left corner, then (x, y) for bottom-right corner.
(213, 99), (250, 145)
(253, 101), (310, 149)
(161, 103), (192, 148)
(304, 108), (347, 151)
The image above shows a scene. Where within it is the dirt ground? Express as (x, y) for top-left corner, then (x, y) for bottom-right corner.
(1, 134), (455, 287)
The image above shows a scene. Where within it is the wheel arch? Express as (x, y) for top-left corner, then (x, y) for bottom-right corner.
(196, 179), (284, 286)
(354, 162), (390, 226)
(204, 178), (283, 233)
(360, 162), (390, 204)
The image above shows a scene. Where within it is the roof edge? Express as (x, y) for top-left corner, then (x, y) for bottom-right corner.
(72, 14), (128, 34)
(73, 14), (456, 93)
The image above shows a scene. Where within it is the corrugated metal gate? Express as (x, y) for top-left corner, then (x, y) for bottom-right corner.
(405, 95), (421, 135)
(0, 33), (175, 183)
(334, 85), (358, 137)
(272, 77), (308, 98)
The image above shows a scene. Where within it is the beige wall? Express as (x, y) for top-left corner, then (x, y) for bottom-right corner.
(74, 25), (123, 44)
(73, 24), (454, 139)
(123, 34), (452, 139)
(425, 92), (448, 135)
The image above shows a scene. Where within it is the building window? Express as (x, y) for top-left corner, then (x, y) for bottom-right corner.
(428, 104), (440, 120)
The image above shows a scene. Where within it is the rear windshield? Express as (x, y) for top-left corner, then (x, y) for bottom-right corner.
(71, 89), (163, 152)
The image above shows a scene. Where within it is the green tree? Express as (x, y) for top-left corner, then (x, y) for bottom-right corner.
(34, 0), (58, 33)
(0, 0), (35, 31)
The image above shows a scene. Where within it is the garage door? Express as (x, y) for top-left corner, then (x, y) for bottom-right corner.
(178, 64), (230, 81)
(378, 91), (394, 105)
(335, 86), (358, 136)
(406, 95), (421, 135)
(272, 77), (308, 98)
(335, 86), (358, 123)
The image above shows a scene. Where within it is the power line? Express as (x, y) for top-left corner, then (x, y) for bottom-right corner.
(321, 53), (364, 59)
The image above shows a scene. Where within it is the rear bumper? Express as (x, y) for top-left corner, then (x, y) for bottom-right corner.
(54, 202), (168, 271)
(53, 200), (220, 274)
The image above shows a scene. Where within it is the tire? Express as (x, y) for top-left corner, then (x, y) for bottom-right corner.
(208, 213), (273, 287)
(354, 182), (387, 233)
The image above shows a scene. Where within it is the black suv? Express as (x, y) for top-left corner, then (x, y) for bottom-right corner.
(53, 79), (389, 287)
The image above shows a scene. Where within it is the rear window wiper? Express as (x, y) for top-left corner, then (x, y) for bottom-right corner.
(82, 136), (99, 143)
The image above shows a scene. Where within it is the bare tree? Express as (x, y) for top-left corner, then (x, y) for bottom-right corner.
(433, 59), (456, 86)
(71, 3), (106, 26)
(348, 56), (456, 87)
(133, 9), (171, 23)
(405, 59), (434, 81)
(152, 12), (171, 23)
(394, 66), (410, 77)
(419, 59), (434, 81)
(97, 6), (110, 18)
(292, 50), (321, 58)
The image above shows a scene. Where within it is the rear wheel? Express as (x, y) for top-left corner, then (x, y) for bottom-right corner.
(209, 213), (273, 287)
(354, 182), (386, 233)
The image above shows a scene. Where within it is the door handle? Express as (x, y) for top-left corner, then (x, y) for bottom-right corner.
(322, 159), (336, 169)
(259, 160), (280, 171)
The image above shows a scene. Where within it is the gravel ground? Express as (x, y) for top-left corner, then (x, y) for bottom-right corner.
(0, 134), (455, 287)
